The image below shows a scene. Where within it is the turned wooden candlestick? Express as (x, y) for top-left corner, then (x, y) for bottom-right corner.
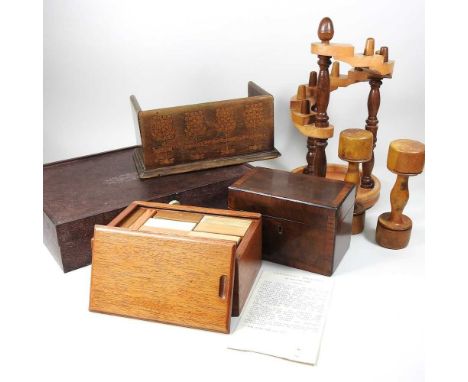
(376, 139), (425, 249)
(338, 129), (373, 234)
(361, 46), (389, 190)
(304, 17), (333, 177)
(360, 77), (382, 189)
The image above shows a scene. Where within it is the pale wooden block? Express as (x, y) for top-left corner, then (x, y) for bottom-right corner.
(330, 75), (354, 90)
(293, 122), (334, 139)
(368, 60), (395, 76)
(291, 110), (316, 126)
(194, 215), (252, 237)
(311, 42), (354, 57)
(188, 231), (241, 244)
(141, 218), (197, 232)
(348, 69), (371, 82)
(138, 226), (192, 236)
(155, 209), (204, 223)
(335, 53), (384, 68)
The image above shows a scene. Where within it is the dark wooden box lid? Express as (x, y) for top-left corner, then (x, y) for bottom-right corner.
(44, 146), (251, 225)
(228, 167), (355, 225)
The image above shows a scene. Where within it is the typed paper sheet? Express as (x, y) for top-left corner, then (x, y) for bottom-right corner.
(228, 263), (333, 365)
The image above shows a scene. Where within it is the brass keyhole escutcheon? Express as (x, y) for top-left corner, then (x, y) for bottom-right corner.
(277, 224), (283, 235)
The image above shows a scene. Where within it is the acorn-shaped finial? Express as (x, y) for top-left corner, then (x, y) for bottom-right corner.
(318, 17), (334, 43)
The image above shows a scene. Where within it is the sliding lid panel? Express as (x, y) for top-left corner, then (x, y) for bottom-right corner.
(90, 226), (236, 333)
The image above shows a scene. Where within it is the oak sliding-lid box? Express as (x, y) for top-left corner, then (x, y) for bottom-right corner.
(89, 201), (262, 333)
(228, 167), (355, 276)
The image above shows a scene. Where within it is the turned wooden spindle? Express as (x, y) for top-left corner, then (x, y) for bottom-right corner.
(364, 38), (375, 56)
(304, 17), (333, 177)
(338, 129), (373, 234)
(376, 139), (425, 249)
(297, 85), (310, 114)
(309, 71), (317, 87)
(379, 46), (389, 62)
(315, 17), (332, 128)
(361, 77), (383, 189)
(331, 61), (340, 77)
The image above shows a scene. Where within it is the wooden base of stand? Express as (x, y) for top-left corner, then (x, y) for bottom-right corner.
(376, 212), (412, 249)
(352, 207), (366, 235)
(292, 163), (380, 210)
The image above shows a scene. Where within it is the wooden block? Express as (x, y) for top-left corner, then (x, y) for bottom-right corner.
(128, 208), (156, 230)
(140, 217), (197, 232)
(155, 209), (204, 223)
(290, 95), (316, 114)
(291, 110), (316, 126)
(311, 42), (354, 57)
(367, 60), (395, 76)
(137, 226), (192, 236)
(335, 53), (384, 68)
(119, 207), (146, 228)
(194, 215), (252, 237)
(43, 146), (254, 273)
(293, 122), (334, 139)
(188, 231), (241, 244)
(348, 69), (372, 82)
(330, 74), (355, 89)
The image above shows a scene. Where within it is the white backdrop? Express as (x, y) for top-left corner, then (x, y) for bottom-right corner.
(44, 0), (424, 171)
(41, 1), (425, 381)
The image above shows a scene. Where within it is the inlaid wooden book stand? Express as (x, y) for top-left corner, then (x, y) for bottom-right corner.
(291, 17), (394, 210)
(132, 82), (280, 178)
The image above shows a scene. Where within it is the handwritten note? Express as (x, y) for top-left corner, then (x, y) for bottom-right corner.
(228, 263), (333, 365)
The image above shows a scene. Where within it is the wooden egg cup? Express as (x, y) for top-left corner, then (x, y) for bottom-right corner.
(292, 163), (380, 210)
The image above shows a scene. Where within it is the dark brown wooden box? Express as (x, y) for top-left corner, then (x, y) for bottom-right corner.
(90, 201), (262, 332)
(43, 146), (253, 273)
(228, 167), (355, 276)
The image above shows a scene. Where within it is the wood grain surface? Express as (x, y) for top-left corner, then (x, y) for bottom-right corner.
(228, 167), (355, 276)
(43, 146), (253, 272)
(90, 226), (236, 333)
(133, 81), (280, 178)
(194, 215), (252, 237)
(90, 200), (262, 326)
